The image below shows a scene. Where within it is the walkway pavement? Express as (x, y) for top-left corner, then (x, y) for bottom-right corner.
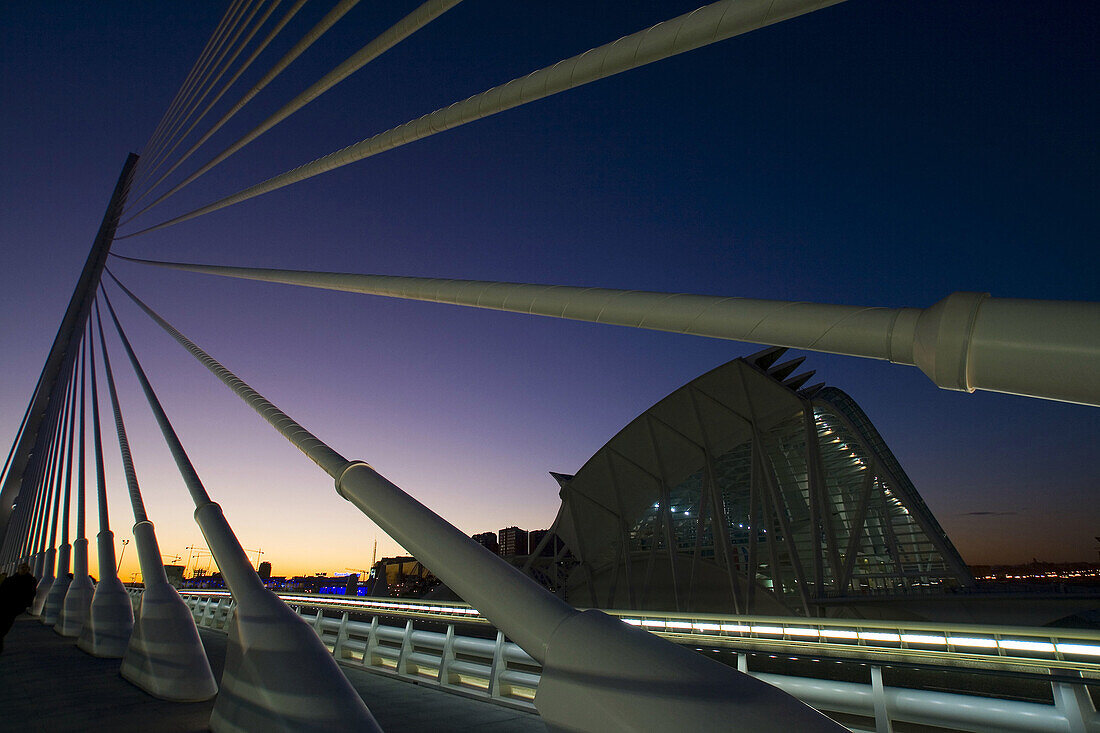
(0, 615), (547, 732)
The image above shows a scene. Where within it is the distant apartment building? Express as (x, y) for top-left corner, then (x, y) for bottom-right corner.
(472, 531), (499, 554)
(499, 526), (528, 557)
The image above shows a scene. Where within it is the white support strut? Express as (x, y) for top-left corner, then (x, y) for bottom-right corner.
(115, 256), (1100, 408)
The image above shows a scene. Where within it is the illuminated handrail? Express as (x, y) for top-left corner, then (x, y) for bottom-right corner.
(173, 590), (1100, 733)
(173, 589), (1100, 675)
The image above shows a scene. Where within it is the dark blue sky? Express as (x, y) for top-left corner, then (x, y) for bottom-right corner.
(2, 1), (1097, 576)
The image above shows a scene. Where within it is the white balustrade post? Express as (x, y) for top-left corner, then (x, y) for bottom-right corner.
(223, 598), (236, 630)
(1052, 674), (1098, 733)
(870, 665), (894, 733)
(333, 612), (350, 659)
(488, 630), (506, 700)
(437, 624), (456, 687)
(365, 616), (380, 667)
(397, 619), (415, 676)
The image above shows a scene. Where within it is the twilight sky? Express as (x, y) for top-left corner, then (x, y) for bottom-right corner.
(1, 1), (1097, 582)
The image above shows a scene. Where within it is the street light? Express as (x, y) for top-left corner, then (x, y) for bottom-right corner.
(117, 538), (129, 572)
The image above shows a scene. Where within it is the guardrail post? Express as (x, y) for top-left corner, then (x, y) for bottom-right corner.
(397, 620), (415, 676)
(1052, 672), (1098, 733)
(312, 608), (325, 637)
(488, 630), (506, 700)
(870, 665), (893, 733)
(437, 624), (456, 687)
(365, 616), (380, 667)
(223, 598), (236, 630)
(334, 612), (350, 659)
(738, 653), (748, 673)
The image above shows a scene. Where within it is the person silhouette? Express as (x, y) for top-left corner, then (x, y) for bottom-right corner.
(0, 563), (38, 652)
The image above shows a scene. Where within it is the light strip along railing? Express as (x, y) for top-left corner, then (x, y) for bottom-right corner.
(127, 0), (462, 220)
(133, 0), (285, 191)
(174, 590), (1100, 733)
(125, 589), (1100, 680)
(121, 0), (845, 237)
(125, 0), (357, 214)
(106, 277), (843, 732)
(114, 256), (1100, 408)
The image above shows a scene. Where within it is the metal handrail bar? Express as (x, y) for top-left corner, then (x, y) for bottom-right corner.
(168, 589), (1100, 680)
(170, 590), (1100, 733)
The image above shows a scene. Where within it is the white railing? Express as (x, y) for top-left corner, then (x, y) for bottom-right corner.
(167, 590), (538, 711)
(155, 590), (1100, 733)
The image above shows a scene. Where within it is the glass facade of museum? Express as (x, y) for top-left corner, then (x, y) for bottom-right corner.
(550, 349), (973, 616)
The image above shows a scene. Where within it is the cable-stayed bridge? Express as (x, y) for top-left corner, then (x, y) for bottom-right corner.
(1, 2), (1097, 731)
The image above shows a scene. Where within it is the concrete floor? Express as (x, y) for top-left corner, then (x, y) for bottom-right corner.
(0, 615), (546, 732)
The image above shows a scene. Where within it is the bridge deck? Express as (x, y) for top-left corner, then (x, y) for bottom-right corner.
(0, 616), (547, 733)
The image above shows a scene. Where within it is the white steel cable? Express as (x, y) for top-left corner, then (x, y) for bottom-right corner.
(139, 0), (251, 174)
(126, 0), (458, 223)
(111, 254), (1100, 407)
(137, 0), (244, 169)
(139, 0), (269, 181)
(121, 0), (844, 237)
(124, 0), (360, 221)
(134, 0), (283, 192)
(141, 0), (255, 167)
(126, 0), (308, 209)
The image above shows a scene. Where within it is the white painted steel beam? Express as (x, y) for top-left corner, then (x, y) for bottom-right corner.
(32, 363), (78, 617)
(117, 257), (1100, 407)
(77, 313), (133, 657)
(96, 302), (217, 700)
(58, 334), (94, 637)
(109, 274), (843, 732)
(42, 340), (82, 626)
(102, 286), (381, 731)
